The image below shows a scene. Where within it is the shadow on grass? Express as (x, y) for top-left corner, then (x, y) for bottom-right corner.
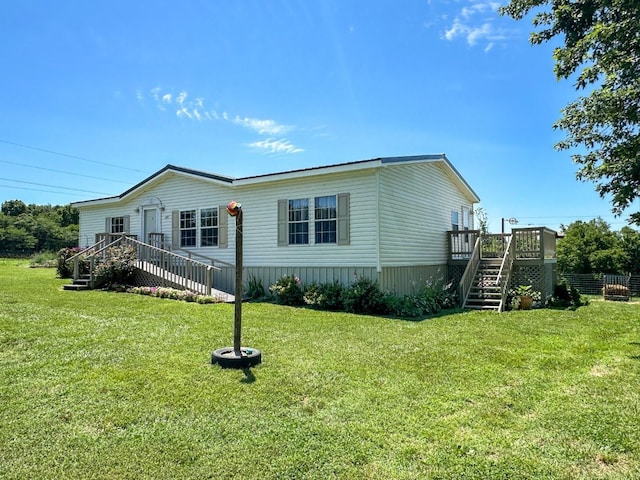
(241, 368), (256, 384)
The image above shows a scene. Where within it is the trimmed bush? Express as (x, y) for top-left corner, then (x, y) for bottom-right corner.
(269, 275), (304, 306)
(94, 245), (137, 287)
(343, 277), (389, 315)
(304, 280), (345, 310)
(56, 247), (88, 278)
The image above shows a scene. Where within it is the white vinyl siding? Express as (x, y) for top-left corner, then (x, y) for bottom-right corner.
(378, 162), (474, 266)
(75, 160), (475, 271)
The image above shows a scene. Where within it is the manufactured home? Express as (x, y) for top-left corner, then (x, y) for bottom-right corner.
(72, 154), (480, 296)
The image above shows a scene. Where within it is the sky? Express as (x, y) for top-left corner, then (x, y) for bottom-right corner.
(0, 0), (635, 234)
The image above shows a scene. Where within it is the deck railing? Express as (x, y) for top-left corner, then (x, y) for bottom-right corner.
(448, 227), (556, 262)
(68, 234), (221, 295)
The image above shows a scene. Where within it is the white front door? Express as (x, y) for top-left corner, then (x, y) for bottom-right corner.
(143, 208), (158, 245)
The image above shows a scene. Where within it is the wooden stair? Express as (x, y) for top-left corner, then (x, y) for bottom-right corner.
(464, 260), (502, 311)
(63, 274), (91, 291)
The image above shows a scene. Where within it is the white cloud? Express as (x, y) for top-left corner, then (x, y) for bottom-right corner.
(440, 1), (510, 49)
(233, 116), (291, 135)
(249, 138), (304, 154)
(138, 87), (304, 153)
(176, 91), (188, 106)
(176, 107), (192, 119)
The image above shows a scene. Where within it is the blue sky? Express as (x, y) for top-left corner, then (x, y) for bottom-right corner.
(0, 0), (634, 233)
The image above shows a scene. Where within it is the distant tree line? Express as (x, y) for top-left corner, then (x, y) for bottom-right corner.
(0, 199), (79, 254)
(557, 218), (640, 275)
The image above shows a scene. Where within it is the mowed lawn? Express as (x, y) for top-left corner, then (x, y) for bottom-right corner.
(1, 259), (640, 479)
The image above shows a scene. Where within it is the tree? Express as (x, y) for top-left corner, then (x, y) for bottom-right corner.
(556, 218), (625, 274)
(501, 1), (640, 225)
(619, 226), (640, 273)
(1, 199), (27, 216)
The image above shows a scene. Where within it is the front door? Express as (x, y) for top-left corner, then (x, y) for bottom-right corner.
(143, 208), (158, 246)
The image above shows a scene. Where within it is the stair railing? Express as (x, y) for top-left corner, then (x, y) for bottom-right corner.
(68, 235), (221, 295)
(171, 247), (235, 268)
(459, 236), (482, 307)
(67, 237), (110, 282)
(127, 237), (221, 295)
(495, 234), (515, 311)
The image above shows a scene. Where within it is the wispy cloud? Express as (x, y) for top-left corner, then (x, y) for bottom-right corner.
(249, 138), (304, 154)
(233, 116), (291, 135)
(439, 1), (512, 50)
(136, 87), (303, 154)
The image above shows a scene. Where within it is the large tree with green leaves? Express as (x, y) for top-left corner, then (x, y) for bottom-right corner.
(501, 1), (640, 224)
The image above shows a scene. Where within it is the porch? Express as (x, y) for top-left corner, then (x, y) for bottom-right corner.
(447, 227), (558, 311)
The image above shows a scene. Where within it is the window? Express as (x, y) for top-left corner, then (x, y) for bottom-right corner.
(180, 210), (197, 247)
(288, 199), (309, 244)
(110, 216), (125, 233)
(200, 208), (218, 247)
(315, 195), (337, 244)
(451, 210), (460, 231)
(278, 193), (349, 247)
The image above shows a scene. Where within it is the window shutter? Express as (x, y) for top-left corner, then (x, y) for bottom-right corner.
(218, 206), (228, 249)
(105, 217), (111, 233)
(171, 210), (179, 248)
(123, 215), (130, 233)
(277, 199), (288, 246)
(337, 193), (350, 245)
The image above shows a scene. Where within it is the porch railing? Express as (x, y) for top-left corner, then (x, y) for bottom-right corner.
(448, 227), (556, 261)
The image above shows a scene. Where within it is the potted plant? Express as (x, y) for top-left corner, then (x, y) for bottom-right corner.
(511, 285), (541, 310)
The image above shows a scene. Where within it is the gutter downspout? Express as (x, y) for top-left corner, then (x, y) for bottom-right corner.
(375, 170), (382, 273)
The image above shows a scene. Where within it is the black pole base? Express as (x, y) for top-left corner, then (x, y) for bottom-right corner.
(211, 347), (262, 369)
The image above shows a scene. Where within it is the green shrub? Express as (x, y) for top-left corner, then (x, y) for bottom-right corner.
(269, 275), (304, 306)
(245, 273), (268, 300)
(56, 247), (88, 278)
(304, 280), (345, 310)
(94, 245), (137, 287)
(549, 282), (589, 310)
(29, 251), (57, 268)
(343, 277), (388, 314)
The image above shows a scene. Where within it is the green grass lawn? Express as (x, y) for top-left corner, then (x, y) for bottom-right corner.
(2, 258), (640, 479)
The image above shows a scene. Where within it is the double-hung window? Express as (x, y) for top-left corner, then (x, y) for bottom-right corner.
(278, 193), (349, 247)
(200, 208), (218, 247)
(180, 210), (197, 247)
(314, 195), (337, 244)
(110, 216), (125, 234)
(288, 199), (309, 245)
(451, 210), (460, 231)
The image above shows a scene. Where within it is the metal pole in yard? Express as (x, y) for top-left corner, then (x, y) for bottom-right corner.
(233, 209), (243, 355)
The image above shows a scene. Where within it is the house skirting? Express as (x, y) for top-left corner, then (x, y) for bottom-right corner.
(214, 264), (449, 297)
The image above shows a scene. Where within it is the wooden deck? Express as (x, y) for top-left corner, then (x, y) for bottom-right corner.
(448, 227), (557, 264)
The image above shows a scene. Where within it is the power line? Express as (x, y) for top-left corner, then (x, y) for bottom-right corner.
(0, 139), (152, 174)
(0, 159), (132, 185)
(0, 177), (114, 195)
(0, 184), (82, 197)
